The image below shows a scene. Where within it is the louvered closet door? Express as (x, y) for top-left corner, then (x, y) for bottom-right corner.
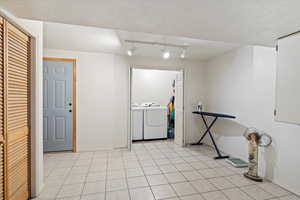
(0, 17), (5, 200)
(6, 22), (30, 200)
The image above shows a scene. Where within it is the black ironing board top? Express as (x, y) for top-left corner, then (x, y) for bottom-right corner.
(192, 111), (236, 119)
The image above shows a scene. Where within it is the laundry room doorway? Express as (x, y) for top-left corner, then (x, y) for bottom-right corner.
(128, 67), (185, 150)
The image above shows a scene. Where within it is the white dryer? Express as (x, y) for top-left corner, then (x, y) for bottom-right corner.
(144, 106), (168, 140)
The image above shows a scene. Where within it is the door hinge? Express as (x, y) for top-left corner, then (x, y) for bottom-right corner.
(274, 109), (277, 116)
(275, 45), (278, 52)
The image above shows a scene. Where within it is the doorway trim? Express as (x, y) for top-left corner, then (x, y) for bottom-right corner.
(128, 66), (185, 150)
(43, 57), (77, 152)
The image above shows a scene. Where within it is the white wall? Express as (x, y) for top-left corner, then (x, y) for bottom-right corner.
(44, 49), (130, 151)
(43, 51), (207, 151)
(113, 55), (129, 148)
(204, 46), (253, 160)
(204, 46), (300, 195)
(18, 18), (44, 199)
(132, 69), (177, 106)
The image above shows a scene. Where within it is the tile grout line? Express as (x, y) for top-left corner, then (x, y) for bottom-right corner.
(138, 146), (159, 200)
(40, 141), (298, 200)
(80, 151), (104, 200)
(56, 154), (79, 199)
(123, 150), (133, 200)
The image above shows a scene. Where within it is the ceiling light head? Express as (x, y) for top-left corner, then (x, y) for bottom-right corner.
(180, 50), (186, 59)
(180, 47), (188, 59)
(162, 49), (170, 59)
(127, 49), (133, 56)
(127, 46), (136, 56)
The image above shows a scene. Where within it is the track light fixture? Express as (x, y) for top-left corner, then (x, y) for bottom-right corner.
(125, 40), (188, 58)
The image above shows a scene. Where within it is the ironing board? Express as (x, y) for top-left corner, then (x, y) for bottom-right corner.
(192, 111), (236, 159)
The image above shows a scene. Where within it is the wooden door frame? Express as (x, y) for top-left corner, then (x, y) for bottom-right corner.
(43, 57), (77, 152)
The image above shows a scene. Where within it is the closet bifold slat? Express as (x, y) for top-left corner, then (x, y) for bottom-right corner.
(4, 20), (30, 200)
(0, 16), (5, 200)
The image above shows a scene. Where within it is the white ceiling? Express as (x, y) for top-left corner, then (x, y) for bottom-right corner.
(2, 0), (300, 46)
(43, 22), (239, 60)
(43, 22), (122, 53)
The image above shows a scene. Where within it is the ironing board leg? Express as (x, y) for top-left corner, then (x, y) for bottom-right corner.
(191, 116), (217, 145)
(207, 130), (229, 159)
(192, 115), (229, 160)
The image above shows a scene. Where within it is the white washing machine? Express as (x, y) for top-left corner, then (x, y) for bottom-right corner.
(144, 106), (168, 140)
(131, 107), (145, 141)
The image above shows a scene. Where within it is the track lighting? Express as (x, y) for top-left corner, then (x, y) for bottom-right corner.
(162, 49), (170, 59)
(124, 40), (188, 59)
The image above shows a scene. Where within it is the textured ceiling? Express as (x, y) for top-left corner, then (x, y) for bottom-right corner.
(43, 22), (239, 60)
(2, 0), (300, 46)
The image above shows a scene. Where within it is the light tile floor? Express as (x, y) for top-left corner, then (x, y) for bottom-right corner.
(34, 140), (299, 200)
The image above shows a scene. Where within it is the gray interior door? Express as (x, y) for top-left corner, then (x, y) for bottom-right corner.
(43, 59), (73, 152)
